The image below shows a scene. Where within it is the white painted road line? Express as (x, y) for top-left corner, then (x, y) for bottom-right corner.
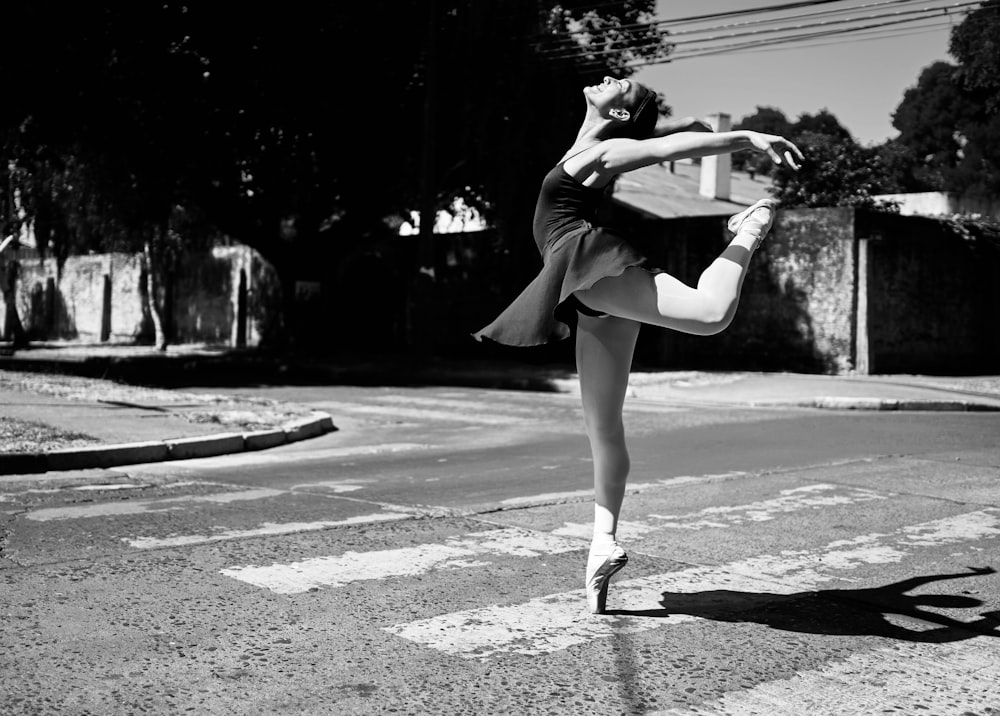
(126, 513), (411, 549)
(320, 401), (526, 425)
(384, 509), (1000, 658)
(25, 487), (285, 521)
(499, 472), (747, 510)
(653, 639), (1000, 715)
(644, 483), (889, 530)
(386, 568), (791, 658)
(220, 527), (583, 594)
(132, 442), (437, 470)
(551, 483), (887, 539)
(373, 395), (542, 414)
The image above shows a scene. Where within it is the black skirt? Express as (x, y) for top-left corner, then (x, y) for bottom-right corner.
(473, 225), (656, 346)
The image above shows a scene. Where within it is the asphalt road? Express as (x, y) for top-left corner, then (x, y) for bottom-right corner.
(2, 385), (999, 715)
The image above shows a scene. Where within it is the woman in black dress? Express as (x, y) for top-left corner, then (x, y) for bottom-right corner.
(475, 76), (803, 614)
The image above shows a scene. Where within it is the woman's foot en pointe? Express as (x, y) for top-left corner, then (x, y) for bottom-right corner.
(585, 543), (628, 614)
(727, 198), (778, 251)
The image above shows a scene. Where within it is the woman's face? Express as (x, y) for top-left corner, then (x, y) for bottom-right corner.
(584, 76), (643, 118)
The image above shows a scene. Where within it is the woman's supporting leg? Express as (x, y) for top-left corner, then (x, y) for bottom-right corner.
(575, 202), (775, 335)
(575, 312), (640, 613)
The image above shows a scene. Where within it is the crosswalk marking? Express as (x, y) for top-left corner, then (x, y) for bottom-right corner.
(126, 513), (411, 549)
(498, 473), (747, 510)
(127, 442), (436, 470)
(373, 395), (542, 414)
(25, 487), (284, 521)
(320, 401), (526, 425)
(654, 640), (1000, 715)
(644, 483), (889, 529)
(220, 527), (583, 594)
(383, 509), (1000, 658)
(552, 483), (888, 537)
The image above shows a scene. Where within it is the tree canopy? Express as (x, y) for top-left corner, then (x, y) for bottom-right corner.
(889, 2), (1000, 197)
(1, 2), (670, 266)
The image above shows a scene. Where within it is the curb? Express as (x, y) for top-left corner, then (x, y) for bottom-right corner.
(753, 397), (1000, 412)
(0, 411), (337, 475)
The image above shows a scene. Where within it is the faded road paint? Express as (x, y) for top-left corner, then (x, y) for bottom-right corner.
(125, 512), (411, 549)
(384, 509), (1000, 658)
(553, 483), (889, 538)
(220, 527), (584, 594)
(25, 487), (284, 521)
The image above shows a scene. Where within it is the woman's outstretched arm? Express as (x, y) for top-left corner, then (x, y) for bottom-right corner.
(595, 130), (803, 175)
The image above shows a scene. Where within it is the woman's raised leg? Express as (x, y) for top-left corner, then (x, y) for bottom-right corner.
(576, 200), (776, 335)
(575, 311), (640, 613)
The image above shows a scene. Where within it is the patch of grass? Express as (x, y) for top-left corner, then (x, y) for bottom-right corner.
(0, 417), (99, 454)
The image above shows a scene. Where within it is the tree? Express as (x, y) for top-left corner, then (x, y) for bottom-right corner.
(949, 0), (1000, 114)
(771, 132), (899, 208)
(792, 109), (853, 142)
(0, 2), (671, 350)
(890, 61), (982, 192)
(889, 3), (1000, 198)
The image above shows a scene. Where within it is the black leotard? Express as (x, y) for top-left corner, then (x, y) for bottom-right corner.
(473, 161), (655, 346)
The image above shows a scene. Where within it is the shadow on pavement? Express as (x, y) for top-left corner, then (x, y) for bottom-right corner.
(610, 567), (1000, 643)
(1, 345), (577, 392)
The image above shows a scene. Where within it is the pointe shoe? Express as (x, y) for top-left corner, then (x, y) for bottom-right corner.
(586, 543), (629, 615)
(727, 198), (778, 250)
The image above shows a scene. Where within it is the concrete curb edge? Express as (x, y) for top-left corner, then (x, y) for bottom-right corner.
(749, 397), (1000, 412)
(0, 411), (337, 475)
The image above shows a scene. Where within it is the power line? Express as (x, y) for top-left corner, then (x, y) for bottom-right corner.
(634, 8), (979, 65)
(714, 18), (959, 55)
(545, 0), (981, 63)
(536, 0), (848, 50)
(660, 1), (995, 61)
(539, 0), (938, 49)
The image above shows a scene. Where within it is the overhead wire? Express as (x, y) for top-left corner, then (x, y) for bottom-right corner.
(641, 8), (980, 64)
(660, 1), (995, 62)
(538, 0), (949, 50)
(712, 18), (959, 55)
(555, 2), (987, 69)
(546, 0), (982, 64)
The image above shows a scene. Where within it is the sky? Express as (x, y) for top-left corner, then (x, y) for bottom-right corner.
(633, 0), (964, 145)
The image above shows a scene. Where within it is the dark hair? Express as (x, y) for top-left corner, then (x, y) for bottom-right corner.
(607, 83), (658, 140)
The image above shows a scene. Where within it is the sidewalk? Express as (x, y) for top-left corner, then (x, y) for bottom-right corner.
(2, 342), (998, 474)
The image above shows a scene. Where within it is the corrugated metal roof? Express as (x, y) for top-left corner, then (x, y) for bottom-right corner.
(611, 160), (774, 219)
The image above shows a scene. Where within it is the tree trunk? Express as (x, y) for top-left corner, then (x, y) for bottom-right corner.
(0, 252), (27, 348)
(143, 239), (168, 352)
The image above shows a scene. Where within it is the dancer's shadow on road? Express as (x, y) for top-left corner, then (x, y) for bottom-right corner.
(608, 566), (1000, 643)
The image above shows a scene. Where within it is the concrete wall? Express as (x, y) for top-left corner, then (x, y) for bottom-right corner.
(875, 192), (1000, 221)
(469, 205), (1000, 374)
(597, 205), (859, 373)
(0, 244), (279, 347)
(11, 253), (146, 342)
(858, 211), (1000, 374)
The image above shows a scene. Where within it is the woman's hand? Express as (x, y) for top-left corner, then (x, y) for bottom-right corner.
(747, 132), (804, 170)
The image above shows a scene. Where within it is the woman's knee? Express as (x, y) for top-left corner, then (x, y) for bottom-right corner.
(696, 303), (736, 335)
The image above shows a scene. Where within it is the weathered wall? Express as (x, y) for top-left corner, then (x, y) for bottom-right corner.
(0, 245), (279, 347)
(12, 253), (146, 341)
(172, 249), (236, 345)
(599, 205), (857, 372)
(859, 211), (1000, 374)
(468, 205), (1000, 374)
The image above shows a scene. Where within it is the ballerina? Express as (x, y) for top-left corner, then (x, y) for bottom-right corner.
(474, 76), (803, 613)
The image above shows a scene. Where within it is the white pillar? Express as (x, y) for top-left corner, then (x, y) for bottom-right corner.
(699, 113), (732, 201)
